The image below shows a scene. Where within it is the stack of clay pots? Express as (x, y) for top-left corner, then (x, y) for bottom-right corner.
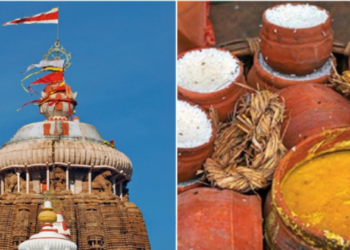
(177, 99), (215, 194)
(177, 99), (264, 249)
(245, 3), (350, 150)
(177, 47), (247, 122)
(256, 4), (350, 250)
(178, 4), (350, 250)
(177, 47), (248, 192)
(247, 3), (334, 91)
(177, 47), (263, 250)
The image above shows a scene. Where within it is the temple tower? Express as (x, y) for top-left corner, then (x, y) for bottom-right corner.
(0, 41), (151, 250)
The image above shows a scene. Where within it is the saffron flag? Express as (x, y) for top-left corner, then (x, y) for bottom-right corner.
(31, 71), (63, 85)
(3, 7), (58, 26)
(28, 71), (64, 93)
(21, 67), (64, 93)
(25, 59), (64, 73)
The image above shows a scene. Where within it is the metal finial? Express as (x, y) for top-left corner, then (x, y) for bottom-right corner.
(43, 40), (72, 69)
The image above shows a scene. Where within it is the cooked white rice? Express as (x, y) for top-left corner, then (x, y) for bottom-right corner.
(177, 100), (212, 148)
(265, 4), (328, 29)
(258, 53), (332, 80)
(177, 48), (240, 93)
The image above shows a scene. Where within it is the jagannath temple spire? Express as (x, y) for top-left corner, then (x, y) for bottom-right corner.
(0, 40), (150, 249)
(19, 40), (77, 121)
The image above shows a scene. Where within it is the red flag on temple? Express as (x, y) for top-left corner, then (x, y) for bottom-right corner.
(28, 71), (64, 93)
(3, 7), (58, 26)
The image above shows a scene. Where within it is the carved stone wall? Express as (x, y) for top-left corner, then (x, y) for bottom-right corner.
(4, 173), (26, 193)
(0, 192), (151, 250)
(81, 170), (113, 194)
(125, 203), (150, 250)
(50, 167), (66, 191)
(9, 204), (38, 249)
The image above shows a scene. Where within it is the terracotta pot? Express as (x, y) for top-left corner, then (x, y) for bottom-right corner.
(177, 2), (215, 54)
(246, 61), (279, 92)
(259, 3), (333, 75)
(178, 188), (263, 250)
(177, 174), (205, 195)
(279, 83), (350, 149)
(265, 127), (350, 249)
(177, 48), (247, 122)
(177, 101), (216, 183)
(247, 52), (333, 91)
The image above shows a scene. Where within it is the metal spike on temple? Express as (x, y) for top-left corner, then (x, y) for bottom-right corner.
(0, 41), (151, 250)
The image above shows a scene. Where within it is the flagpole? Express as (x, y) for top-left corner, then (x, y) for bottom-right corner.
(57, 6), (59, 41)
(57, 22), (59, 41)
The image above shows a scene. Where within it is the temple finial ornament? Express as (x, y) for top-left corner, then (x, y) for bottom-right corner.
(19, 200), (77, 250)
(43, 40), (72, 69)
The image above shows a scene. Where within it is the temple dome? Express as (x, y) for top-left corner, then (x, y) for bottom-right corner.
(0, 119), (133, 179)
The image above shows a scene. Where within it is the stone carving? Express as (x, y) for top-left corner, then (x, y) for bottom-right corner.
(12, 207), (31, 247)
(78, 205), (105, 249)
(82, 170), (113, 194)
(0, 187), (150, 249)
(122, 186), (129, 202)
(122, 193), (129, 202)
(50, 167), (66, 191)
(92, 171), (112, 194)
(29, 181), (35, 193)
(5, 172), (26, 193)
(5, 172), (18, 192)
(13, 207), (30, 231)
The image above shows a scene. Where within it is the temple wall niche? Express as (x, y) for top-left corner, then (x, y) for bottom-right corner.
(50, 167), (66, 191)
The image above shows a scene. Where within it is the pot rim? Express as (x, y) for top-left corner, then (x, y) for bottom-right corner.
(272, 127), (350, 248)
(262, 3), (332, 31)
(177, 47), (245, 98)
(253, 52), (333, 88)
(177, 98), (217, 152)
(177, 173), (205, 194)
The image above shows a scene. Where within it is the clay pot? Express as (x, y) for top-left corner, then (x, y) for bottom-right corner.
(279, 84), (350, 149)
(177, 174), (205, 195)
(265, 127), (350, 249)
(177, 101), (216, 183)
(177, 2), (215, 54)
(178, 188), (263, 250)
(246, 61), (279, 92)
(247, 52), (333, 91)
(177, 48), (247, 122)
(259, 3), (333, 75)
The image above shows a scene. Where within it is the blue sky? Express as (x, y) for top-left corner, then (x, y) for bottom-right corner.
(0, 2), (175, 249)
